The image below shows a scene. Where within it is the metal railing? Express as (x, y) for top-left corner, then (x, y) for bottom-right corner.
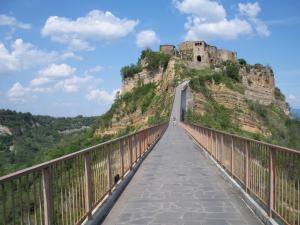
(0, 123), (168, 225)
(182, 122), (300, 225)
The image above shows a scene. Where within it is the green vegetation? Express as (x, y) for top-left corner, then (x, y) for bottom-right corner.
(274, 87), (286, 101)
(248, 101), (300, 149)
(0, 110), (98, 175)
(186, 66), (245, 94)
(120, 49), (170, 81)
(179, 62), (300, 146)
(121, 64), (142, 80)
(224, 60), (240, 82)
(238, 58), (247, 66)
(139, 49), (170, 71)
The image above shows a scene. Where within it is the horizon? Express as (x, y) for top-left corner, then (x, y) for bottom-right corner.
(1, 0), (300, 117)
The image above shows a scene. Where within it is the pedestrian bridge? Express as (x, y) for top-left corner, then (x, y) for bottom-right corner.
(1, 84), (299, 225)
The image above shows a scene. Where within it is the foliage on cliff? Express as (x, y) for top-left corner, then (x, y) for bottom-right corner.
(121, 49), (170, 80)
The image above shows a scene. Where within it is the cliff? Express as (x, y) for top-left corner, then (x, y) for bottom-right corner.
(95, 41), (300, 149)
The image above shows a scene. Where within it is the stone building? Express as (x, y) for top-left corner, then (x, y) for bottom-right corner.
(178, 41), (237, 68)
(159, 44), (176, 56)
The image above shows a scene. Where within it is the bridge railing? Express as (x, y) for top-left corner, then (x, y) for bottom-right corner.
(182, 122), (300, 225)
(0, 123), (168, 225)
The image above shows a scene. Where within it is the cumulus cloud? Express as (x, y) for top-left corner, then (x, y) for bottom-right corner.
(38, 63), (76, 78)
(0, 14), (31, 29)
(42, 10), (139, 51)
(289, 94), (296, 100)
(60, 51), (83, 61)
(185, 17), (252, 40)
(238, 2), (261, 18)
(174, 0), (270, 40)
(7, 82), (27, 98)
(174, 0), (226, 22)
(136, 30), (160, 48)
(86, 88), (119, 104)
(55, 75), (93, 93)
(85, 65), (103, 75)
(238, 2), (270, 37)
(0, 39), (57, 74)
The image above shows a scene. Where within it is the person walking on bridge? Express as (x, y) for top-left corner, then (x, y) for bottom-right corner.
(172, 116), (176, 126)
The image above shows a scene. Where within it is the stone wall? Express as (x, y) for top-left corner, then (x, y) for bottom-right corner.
(160, 45), (176, 56)
(179, 41), (237, 69)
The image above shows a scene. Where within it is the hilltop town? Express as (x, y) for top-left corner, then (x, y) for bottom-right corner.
(122, 41), (288, 114)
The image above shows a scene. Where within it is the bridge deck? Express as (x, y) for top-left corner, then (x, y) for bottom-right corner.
(102, 84), (263, 225)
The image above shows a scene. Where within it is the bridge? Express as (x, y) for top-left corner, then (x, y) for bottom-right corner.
(1, 84), (300, 225)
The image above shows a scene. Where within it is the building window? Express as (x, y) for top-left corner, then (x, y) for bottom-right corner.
(197, 55), (202, 62)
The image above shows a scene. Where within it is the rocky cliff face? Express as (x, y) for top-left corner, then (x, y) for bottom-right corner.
(187, 83), (271, 135)
(179, 60), (290, 136)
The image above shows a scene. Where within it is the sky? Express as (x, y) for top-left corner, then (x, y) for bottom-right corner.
(0, 0), (300, 117)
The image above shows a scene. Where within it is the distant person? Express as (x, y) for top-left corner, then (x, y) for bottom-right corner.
(172, 116), (176, 126)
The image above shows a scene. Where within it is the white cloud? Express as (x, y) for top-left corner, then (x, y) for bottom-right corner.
(38, 63), (76, 78)
(238, 2), (270, 37)
(42, 10), (139, 51)
(55, 75), (93, 93)
(86, 89), (119, 104)
(174, 0), (226, 22)
(238, 2), (261, 18)
(85, 65), (103, 75)
(30, 77), (52, 87)
(60, 51), (83, 61)
(136, 30), (160, 48)
(185, 17), (252, 40)
(253, 18), (270, 37)
(289, 94), (296, 100)
(7, 82), (27, 98)
(0, 39), (57, 74)
(0, 14), (31, 29)
(174, 0), (269, 40)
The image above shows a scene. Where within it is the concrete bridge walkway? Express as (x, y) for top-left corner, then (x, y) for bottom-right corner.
(102, 83), (262, 225)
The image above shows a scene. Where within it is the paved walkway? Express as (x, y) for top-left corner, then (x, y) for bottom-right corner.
(102, 83), (262, 225)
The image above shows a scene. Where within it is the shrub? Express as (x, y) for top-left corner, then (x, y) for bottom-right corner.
(274, 87), (285, 101)
(238, 58), (247, 66)
(140, 49), (170, 72)
(121, 64), (142, 80)
(224, 61), (240, 82)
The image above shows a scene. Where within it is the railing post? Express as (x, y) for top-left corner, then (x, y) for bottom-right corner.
(221, 134), (224, 165)
(120, 139), (124, 176)
(42, 167), (53, 225)
(269, 148), (276, 217)
(206, 129), (209, 151)
(245, 141), (249, 192)
(84, 152), (92, 219)
(107, 145), (112, 192)
(129, 136), (133, 168)
(134, 134), (137, 162)
(231, 136), (234, 176)
(138, 132), (142, 157)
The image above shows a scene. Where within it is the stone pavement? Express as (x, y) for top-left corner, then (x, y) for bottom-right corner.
(102, 83), (263, 225)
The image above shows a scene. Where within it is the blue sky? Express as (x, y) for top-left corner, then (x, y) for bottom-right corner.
(0, 0), (299, 117)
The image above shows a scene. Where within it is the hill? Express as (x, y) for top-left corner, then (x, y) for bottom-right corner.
(0, 110), (98, 175)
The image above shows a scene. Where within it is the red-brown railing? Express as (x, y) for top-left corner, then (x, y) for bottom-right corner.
(182, 122), (300, 225)
(0, 123), (168, 225)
